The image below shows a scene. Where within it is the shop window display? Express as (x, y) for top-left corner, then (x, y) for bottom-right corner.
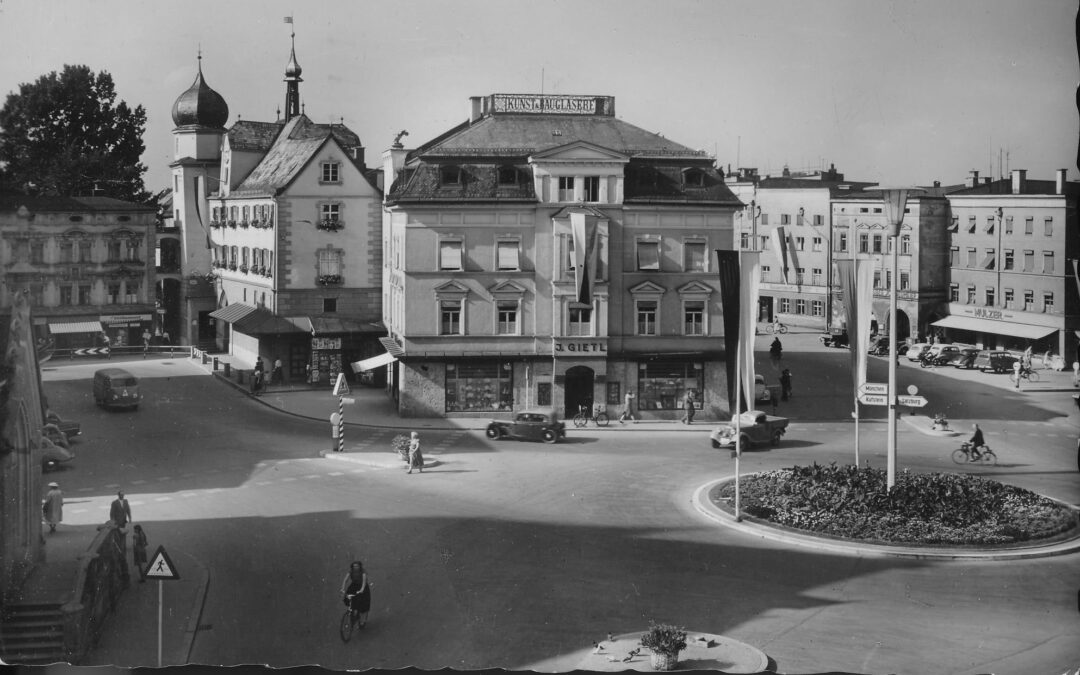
(638, 360), (703, 410)
(446, 361), (513, 412)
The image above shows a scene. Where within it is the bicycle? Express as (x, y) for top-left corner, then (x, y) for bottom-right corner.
(339, 591), (371, 642)
(1010, 367), (1040, 383)
(573, 404), (609, 428)
(764, 321), (788, 335)
(951, 441), (997, 466)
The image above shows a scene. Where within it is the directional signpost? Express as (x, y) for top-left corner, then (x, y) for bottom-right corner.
(897, 395), (928, 408)
(144, 546), (180, 667)
(858, 382), (889, 396)
(857, 393), (889, 406)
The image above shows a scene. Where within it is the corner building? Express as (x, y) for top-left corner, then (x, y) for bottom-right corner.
(382, 94), (741, 420)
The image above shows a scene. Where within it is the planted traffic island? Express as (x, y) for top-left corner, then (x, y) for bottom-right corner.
(708, 463), (1078, 553)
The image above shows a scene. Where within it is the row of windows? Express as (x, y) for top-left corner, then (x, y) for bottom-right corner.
(948, 285), (1055, 312)
(17, 280), (142, 308)
(952, 215), (1054, 236)
(8, 236), (143, 265)
(215, 245), (275, 272)
(212, 204), (276, 225)
(431, 237), (710, 273)
(435, 299), (710, 337)
(773, 298), (827, 316)
(755, 213), (826, 226)
(949, 248), (1054, 272)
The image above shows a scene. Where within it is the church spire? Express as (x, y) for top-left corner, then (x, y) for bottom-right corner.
(283, 17), (303, 121)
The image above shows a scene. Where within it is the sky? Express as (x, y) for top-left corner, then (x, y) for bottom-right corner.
(0, 0), (1075, 192)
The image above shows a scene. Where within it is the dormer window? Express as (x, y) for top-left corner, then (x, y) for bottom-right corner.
(440, 166), (461, 186)
(498, 166), (518, 186)
(683, 168), (705, 187)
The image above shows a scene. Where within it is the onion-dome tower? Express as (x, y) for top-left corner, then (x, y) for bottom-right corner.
(171, 52), (229, 129)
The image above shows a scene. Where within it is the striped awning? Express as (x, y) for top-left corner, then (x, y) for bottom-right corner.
(49, 321), (103, 334)
(209, 303), (257, 323)
(351, 351), (396, 373)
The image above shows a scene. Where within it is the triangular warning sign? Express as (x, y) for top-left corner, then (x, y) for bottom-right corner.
(144, 545), (181, 581)
(332, 372), (351, 396)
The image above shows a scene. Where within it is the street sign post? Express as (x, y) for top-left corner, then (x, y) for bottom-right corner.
(858, 382), (889, 396)
(857, 393), (889, 406)
(897, 395), (928, 408)
(144, 545), (180, 668)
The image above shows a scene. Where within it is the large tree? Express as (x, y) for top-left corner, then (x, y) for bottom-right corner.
(0, 65), (150, 202)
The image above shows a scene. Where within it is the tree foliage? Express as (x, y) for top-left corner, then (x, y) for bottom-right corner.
(0, 65), (150, 202)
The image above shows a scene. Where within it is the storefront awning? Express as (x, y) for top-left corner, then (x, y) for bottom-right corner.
(351, 351), (397, 373)
(379, 336), (405, 357)
(209, 303), (257, 323)
(932, 315), (1058, 340)
(49, 321), (103, 334)
(210, 304), (307, 335)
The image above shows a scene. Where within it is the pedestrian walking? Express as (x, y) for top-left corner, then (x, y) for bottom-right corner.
(407, 431), (424, 474)
(133, 524), (148, 582)
(42, 482), (63, 533)
(770, 337), (783, 365)
(619, 389), (637, 423)
(101, 332), (112, 359)
(251, 368), (263, 396)
(272, 358), (283, 385)
(681, 390), (696, 425)
(110, 490), (132, 528)
(305, 362), (313, 384)
(780, 368), (793, 401)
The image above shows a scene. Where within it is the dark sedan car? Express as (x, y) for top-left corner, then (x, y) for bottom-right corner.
(973, 350), (1019, 373)
(486, 409), (567, 444)
(948, 347), (981, 369)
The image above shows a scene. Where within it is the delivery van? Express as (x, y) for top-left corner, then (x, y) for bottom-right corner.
(93, 368), (141, 410)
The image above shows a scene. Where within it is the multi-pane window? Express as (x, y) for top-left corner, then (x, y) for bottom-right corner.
(900, 272), (910, 290)
(318, 249), (342, 276)
(440, 300), (462, 335)
(795, 267), (805, 284)
(440, 166), (461, 185)
(795, 299), (806, 314)
(77, 284), (91, 305)
(812, 237), (823, 252)
(838, 232), (848, 252)
(739, 232), (750, 249)
(1023, 250), (1035, 272)
(558, 176), (575, 201)
(497, 301), (518, 335)
(1043, 251), (1054, 273)
(636, 300), (658, 335)
(1023, 290), (1034, 310)
(637, 360), (702, 411)
(496, 239), (520, 271)
(636, 241), (660, 270)
(60, 286), (73, 306)
(1025, 217), (1034, 235)
(985, 288), (995, 306)
(1005, 216), (1013, 234)
(886, 270), (892, 289)
(125, 238), (139, 261)
(859, 233), (869, 253)
(568, 305), (592, 336)
(445, 362), (513, 413)
(759, 235), (769, 250)
(1043, 292), (1054, 312)
(873, 270), (882, 289)
(872, 234), (882, 254)
(950, 247), (959, 266)
(684, 241), (706, 272)
(760, 265), (770, 282)
(966, 248), (977, 267)
(900, 235), (911, 255)
(684, 300), (704, 335)
(1004, 288), (1014, 308)
(1004, 250), (1014, 270)
(779, 298), (791, 313)
(794, 237), (805, 251)
(108, 239), (122, 261)
(814, 214), (824, 226)
(811, 300), (824, 317)
(440, 239), (463, 271)
(59, 240), (73, 263)
(242, 206), (250, 224)
(812, 267), (823, 285)
(583, 176), (600, 202)
(967, 285), (976, 303)
(320, 203), (340, 223)
(320, 161), (340, 183)
(780, 214), (791, 225)
(107, 283), (120, 304)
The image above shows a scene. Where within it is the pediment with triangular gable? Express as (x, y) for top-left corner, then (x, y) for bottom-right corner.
(489, 280), (527, 297)
(677, 280), (714, 298)
(530, 140), (630, 164)
(433, 280), (471, 298)
(628, 280), (666, 297)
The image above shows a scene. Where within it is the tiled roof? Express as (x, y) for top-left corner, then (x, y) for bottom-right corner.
(947, 178), (1080, 198)
(227, 121), (284, 153)
(0, 195), (155, 213)
(624, 163), (739, 204)
(391, 164), (537, 202)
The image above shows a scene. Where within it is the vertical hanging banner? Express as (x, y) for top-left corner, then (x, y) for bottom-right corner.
(716, 250), (741, 411)
(570, 211), (599, 304)
(738, 251), (761, 409)
(771, 226), (789, 283)
(1072, 259), (1080, 299)
(853, 257), (874, 384)
(836, 260), (859, 391)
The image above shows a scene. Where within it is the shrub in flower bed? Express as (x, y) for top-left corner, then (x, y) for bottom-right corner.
(713, 462), (1077, 546)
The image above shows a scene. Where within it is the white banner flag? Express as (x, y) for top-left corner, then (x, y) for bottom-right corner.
(738, 251), (761, 406)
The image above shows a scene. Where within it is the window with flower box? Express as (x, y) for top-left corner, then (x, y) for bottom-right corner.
(318, 203), (342, 231)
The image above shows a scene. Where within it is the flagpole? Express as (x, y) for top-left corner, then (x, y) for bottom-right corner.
(854, 397), (860, 466)
(734, 333), (742, 522)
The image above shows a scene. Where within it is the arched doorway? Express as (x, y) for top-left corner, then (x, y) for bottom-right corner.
(896, 310), (911, 342)
(564, 365), (594, 419)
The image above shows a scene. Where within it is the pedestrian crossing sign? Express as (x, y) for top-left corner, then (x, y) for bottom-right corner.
(144, 545), (181, 581)
(332, 372), (351, 396)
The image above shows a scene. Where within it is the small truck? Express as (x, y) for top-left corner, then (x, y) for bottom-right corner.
(710, 410), (790, 449)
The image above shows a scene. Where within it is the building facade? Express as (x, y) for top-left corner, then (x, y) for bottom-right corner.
(169, 39), (385, 384)
(937, 169), (1079, 361)
(381, 94), (741, 420)
(0, 195), (157, 349)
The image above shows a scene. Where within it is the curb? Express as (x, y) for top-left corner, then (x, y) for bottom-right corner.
(181, 550), (210, 665)
(692, 477), (1080, 561)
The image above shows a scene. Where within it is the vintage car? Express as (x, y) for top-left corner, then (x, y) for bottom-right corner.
(754, 374), (771, 403)
(948, 347), (981, 369)
(45, 411), (81, 441)
(905, 343), (932, 362)
(819, 329), (849, 348)
(710, 410), (789, 449)
(486, 409), (567, 444)
(973, 350), (1019, 374)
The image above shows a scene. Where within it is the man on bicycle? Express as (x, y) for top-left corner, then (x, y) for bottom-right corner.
(968, 424), (986, 461)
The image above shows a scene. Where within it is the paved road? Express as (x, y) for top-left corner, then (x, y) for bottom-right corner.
(38, 355), (1080, 674)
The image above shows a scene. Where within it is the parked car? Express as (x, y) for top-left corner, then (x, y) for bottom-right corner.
(710, 410), (789, 449)
(905, 343), (931, 362)
(948, 347), (981, 369)
(973, 350), (1019, 374)
(754, 374), (771, 403)
(819, 329), (849, 348)
(868, 336), (891, 356)
(40, 427), (74, 470)
(486, 409), (567, 444)
(45, 411), (81, 441)
(922, 344), (961, 367)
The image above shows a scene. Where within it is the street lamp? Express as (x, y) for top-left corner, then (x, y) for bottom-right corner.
(865, 186), (923, 490)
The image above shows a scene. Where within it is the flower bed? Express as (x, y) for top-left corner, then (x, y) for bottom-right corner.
(712, 463), (1077, 546)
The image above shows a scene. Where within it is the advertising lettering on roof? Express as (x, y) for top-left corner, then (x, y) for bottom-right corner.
(490, 94), (614, 116)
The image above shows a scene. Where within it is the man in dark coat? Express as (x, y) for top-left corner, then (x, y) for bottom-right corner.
(110, 490), (132, 528)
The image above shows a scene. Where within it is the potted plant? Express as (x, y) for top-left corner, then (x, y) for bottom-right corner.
(391, 434), (410, 462)
(640, 621), (687, 671)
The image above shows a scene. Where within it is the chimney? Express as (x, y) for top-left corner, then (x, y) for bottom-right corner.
(1057, 168), (1067, 194)
(350, 146), (365, 168)
(1011, 169), (1027, 194)
(966, 170), (979, 188)
(469, 96), (484, 123)
(382, 145), (408, 200)
(933, 180), (941, 188)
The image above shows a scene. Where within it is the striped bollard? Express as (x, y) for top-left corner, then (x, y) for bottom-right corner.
(337, 396), (345, 452)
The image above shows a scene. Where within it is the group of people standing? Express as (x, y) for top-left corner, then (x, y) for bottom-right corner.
(42, 485), (150, 582)
(251, 357), (284, 396)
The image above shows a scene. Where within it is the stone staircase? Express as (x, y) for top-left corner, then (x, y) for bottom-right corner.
(0, 602), (66, 665)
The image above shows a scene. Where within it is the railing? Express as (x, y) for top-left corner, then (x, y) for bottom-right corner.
(47, 344), (190, 361)
(60, 523), (127, 663)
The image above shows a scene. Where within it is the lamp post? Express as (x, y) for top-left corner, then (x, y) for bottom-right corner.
(866, 186), (923, 490)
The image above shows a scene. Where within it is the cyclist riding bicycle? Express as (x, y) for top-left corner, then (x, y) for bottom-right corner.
(967, 423), (986, 461)
(340, 561), (372, 628)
